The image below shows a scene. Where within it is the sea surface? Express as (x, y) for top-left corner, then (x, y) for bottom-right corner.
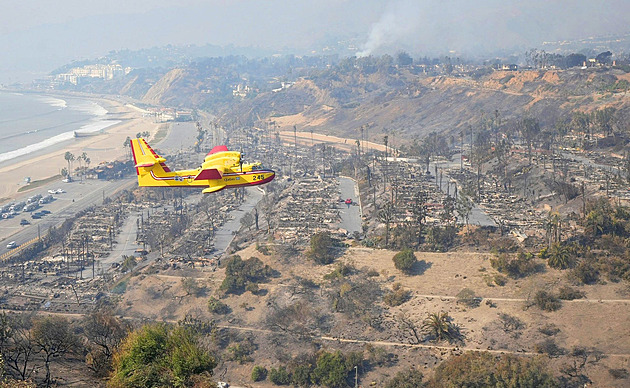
(0, 91), (120, 164)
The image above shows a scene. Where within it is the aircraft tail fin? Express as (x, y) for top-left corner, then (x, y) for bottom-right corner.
(130, 138), (170, 171)
(130, 138), (173, 188)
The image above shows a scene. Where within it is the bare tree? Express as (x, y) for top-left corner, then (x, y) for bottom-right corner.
(395, 312), (422, 344)
(83, 310), (128, 377)
(0, 313), (37, 381)
(32, 316), (80, 387)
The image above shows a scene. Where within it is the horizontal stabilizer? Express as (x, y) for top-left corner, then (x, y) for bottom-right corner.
(134, 157), (167, 168)
(202, 185), (226, 194)
(194, 168), (223, 180)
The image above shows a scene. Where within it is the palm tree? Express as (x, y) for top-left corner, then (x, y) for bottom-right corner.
(547, 243), (573, 269)
(422, 311), (461, 343)
(64, 152), (74, 179)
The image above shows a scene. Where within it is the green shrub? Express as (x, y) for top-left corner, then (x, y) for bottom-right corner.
(429, 352), (557, 386)
(456, 288), (481, 308)
(251, 365), (268, 381)
(539, 324), (560, 336)
(220, 255), (275, 294)
(226, 339), (256, 364)
(207, 297), (231, 314)
(245, 282), (259, 294)
(557, 286), (585, 300)
(493, 274), (507, 286)
(534, 291), (562, 312)
(385, 367), (425, 388)
(269, 366), (291, 385)
(534, 338), (565, 356)
(491, 252), (542, 278)
(570, 260), (599, 284)
(393, 249), (417, 274)
(383, 283), (411, 307)
(323, 262), (354, 280)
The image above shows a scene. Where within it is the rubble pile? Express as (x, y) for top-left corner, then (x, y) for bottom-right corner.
(274, 177), (341, 243)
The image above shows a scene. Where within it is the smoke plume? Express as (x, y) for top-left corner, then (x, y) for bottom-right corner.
(356, 0), (421, 57)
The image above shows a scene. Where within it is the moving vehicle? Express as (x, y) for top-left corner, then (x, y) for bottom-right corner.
(6, 241), (18, 249)
(20, 219), (30, 225)
(130, 138), (275, 193)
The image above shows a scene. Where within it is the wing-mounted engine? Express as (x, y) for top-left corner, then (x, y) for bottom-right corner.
(203, 146), (241, 169)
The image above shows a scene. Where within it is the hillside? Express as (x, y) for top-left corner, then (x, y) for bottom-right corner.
(222, 67), (630, 142)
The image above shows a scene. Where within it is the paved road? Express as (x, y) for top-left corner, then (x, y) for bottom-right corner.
(429, 157), (497, 227)
(338, 177), (362, 234)
(0, 178), (135, 257)
(213, 187), (264, 255)
(0, 117), (200, 261)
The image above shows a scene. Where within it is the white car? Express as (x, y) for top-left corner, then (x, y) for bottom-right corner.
(48, 189), (56, 194)
(55, 189), (65, 194)
(6, 241), (18, 249)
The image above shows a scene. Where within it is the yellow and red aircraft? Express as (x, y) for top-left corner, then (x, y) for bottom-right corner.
(130, 138), (275, 193)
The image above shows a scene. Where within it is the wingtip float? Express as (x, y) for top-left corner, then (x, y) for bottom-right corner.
(130, 138), (275, 193)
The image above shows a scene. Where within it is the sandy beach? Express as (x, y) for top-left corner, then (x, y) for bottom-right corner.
(0, 96), (162, 201)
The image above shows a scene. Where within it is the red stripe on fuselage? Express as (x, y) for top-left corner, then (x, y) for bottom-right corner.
(130, 139), (139, 175)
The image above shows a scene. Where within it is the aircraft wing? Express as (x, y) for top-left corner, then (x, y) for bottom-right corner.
(194, 168), (223, 180)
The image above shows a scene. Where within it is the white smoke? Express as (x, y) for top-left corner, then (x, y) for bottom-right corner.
(356, 0), (422, 57)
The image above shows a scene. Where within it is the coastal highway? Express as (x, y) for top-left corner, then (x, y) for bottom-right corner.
(0, 177), (135, 259)
(0, 120), (201, 260)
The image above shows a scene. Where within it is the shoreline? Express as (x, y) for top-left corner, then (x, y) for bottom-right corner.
(0, 94), (163, 202)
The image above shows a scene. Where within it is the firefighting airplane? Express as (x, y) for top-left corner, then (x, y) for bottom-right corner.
(130, 138), (275, 193)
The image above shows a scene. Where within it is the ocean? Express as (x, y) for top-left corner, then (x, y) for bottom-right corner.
(0, 91), (120, 164)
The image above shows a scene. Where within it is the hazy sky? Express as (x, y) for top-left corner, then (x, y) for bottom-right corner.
(1, 0), (629, 83)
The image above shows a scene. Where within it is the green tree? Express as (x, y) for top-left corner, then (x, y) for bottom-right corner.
(307, 231), (339, 265)
(64, 152), (75, 178)
(312, 351), (352, 388)
(109, 324), (216, 388)
(546, 243), (574, 269)
(220, 255), (274, 294)
(392, 249), (417, 274)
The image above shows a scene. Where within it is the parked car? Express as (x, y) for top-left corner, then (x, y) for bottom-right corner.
(20, 219), (30, 225)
